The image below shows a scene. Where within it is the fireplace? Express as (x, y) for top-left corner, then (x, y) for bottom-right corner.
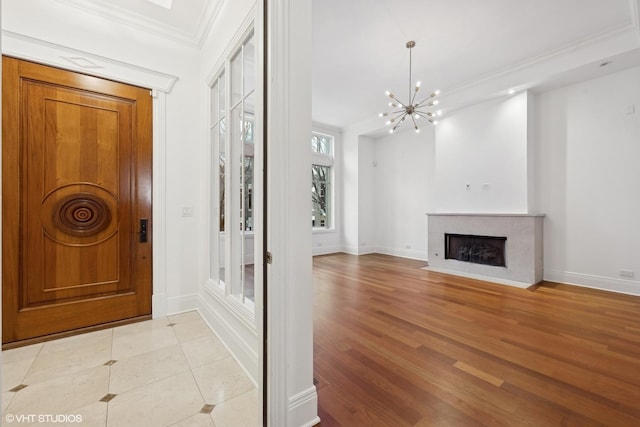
(427, 214), (544, 286)
(445, 233), (506, 267)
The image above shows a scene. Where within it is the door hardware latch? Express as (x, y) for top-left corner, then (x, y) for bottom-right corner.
(139, 219), (148, 243)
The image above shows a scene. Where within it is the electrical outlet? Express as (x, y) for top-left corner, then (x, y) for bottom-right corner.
(619, 269), (635, 278)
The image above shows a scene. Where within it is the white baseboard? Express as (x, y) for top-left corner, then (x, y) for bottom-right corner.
(341, 246), (359, 255)
(374, 246), (428, 261)
(288, 386), (320, 427)
(357, 246), (377, 255)
(312, 245), (342, 256)
(338, 245), (428, 261)
(544, 270), (640, 296)
(166, 293), (198, 315)
(196, 290), (259, 384)
(152, 293), (167, 319)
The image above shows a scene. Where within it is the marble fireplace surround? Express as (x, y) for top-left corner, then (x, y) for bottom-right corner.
(426, 213), (545, 288)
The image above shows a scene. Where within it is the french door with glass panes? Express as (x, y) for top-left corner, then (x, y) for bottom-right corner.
(210, 30), (258, 312)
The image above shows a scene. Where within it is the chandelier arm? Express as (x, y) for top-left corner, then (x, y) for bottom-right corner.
(414, 111), (428, 119)
(388, 110), (406, 118)
(389, 94), (407, 108)
(394, 112), (408, 129)
(410, 113), (419, 130)
(415, 94), (436, 107)
(410, 87), (419, 107)
(385, 110), (408, 124)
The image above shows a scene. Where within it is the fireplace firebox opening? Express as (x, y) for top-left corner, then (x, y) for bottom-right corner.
(445, 233), (507, 267)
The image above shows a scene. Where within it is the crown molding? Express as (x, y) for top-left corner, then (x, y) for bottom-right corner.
(53, 0), (223, 48)
(630, 0), (640, 41)
(446, 21), (638, 99)
(2, 30), (178, 92)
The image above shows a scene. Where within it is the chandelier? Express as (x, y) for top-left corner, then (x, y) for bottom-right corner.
(379, 41), (441, 134)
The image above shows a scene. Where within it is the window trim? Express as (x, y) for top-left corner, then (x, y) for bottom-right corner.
(206, 22), (259, 320)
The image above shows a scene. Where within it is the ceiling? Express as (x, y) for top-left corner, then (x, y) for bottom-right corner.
(53, 0), (222, 46)
(312, 0), (640, 130)
(50, 0), (640, 131)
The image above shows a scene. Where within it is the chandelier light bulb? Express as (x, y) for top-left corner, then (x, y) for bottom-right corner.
(437, 110), (442, 116)
(435, 90), (440, 95)
(433, 100), (439, 105)
(433, 120), (439, 125)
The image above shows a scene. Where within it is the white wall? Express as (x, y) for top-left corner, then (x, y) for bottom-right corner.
(341, 128), (360, 253)
(536, 66), (640, 295)
(358, 136), (376, 253)
(372, 128), (435, 260)
(435, 92), (531, 213)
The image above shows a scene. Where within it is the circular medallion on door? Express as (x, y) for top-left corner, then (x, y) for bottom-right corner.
(41, 184), (118, 245)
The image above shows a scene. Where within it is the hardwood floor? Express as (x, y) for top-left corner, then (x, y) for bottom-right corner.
(313, 253), (640, 427)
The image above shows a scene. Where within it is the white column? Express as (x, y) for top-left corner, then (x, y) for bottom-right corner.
(266, 0), (319, 426)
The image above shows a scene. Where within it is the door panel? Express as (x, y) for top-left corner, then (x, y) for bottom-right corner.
(2, 57), (153, 344)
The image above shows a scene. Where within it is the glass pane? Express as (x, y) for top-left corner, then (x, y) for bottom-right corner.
(312, 165), (330, 228)
(210, 82), (218, 125)
(219, 72), (226, 117)
(320, 135), (331, 155)
(243, 33), (255, 95)
(218, 122), (226, 284)
(242, 95), (255, 233)
(243, 156), (254, 231)
(210, 125), (217, 280)
(311, 134), (331, 155)
(230, 106), (243, 299)
(231, 50), (242, 107)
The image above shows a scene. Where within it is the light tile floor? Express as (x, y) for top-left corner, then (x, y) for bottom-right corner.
(1, 311), (260, 427)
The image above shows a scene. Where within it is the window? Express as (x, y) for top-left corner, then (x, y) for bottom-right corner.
(210, 30), (257, 310)
(311, 133), (333, 229)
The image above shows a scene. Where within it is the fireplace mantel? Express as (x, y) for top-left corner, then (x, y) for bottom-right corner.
(426, 213), (545, 287)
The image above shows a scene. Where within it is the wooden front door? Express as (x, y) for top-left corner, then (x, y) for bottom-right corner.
(2, 57), (153, 345)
